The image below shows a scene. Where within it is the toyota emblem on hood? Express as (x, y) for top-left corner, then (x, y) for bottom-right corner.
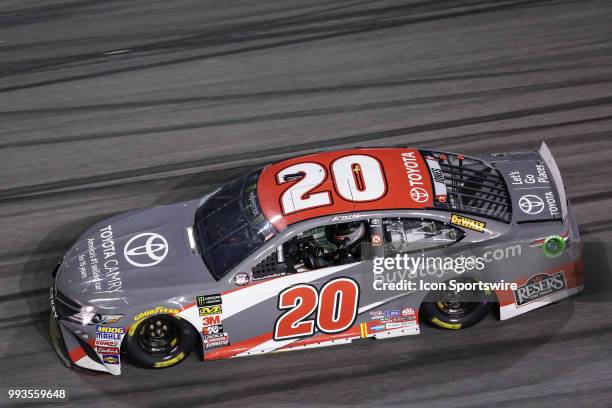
(124, 233), (169, 267)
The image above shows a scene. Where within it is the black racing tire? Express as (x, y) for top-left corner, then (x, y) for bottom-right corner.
(420, 280), (492, 330)
(124, 314), (198, 369)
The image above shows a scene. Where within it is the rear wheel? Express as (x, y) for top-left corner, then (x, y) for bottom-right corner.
(420, 280), (491, 330)
(125, 314), (198, 369)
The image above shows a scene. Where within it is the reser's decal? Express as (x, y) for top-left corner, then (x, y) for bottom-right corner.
(513, 272), (567, 307)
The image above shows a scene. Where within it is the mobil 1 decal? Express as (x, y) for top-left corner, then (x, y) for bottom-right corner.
(495, 160), (561, 223)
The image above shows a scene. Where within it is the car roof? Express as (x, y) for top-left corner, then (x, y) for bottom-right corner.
(257, 148), (435, 230)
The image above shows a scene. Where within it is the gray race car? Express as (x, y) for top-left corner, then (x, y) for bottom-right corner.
(49, 142), (582, 374)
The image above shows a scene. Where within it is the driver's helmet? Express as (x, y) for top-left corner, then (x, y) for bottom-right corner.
(327, 222), (366, 248)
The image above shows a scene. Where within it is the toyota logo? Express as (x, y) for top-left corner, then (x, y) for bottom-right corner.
(410, 187), (429, 203)
(518, 195), (545, 215)
(124, 233), (168, 267)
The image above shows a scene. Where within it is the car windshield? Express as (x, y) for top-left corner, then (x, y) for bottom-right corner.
(194, 170), (276, 280)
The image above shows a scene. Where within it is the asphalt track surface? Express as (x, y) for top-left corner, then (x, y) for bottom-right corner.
(1, 0), (612, 407)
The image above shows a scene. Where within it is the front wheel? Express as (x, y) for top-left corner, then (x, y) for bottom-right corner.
(420, 281), (492, 330)
(125, 314), (198, 369)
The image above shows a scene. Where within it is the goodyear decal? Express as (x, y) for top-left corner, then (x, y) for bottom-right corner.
(450, 214), (486, 233)
(134, 307), (179, 321)
(153, 352), (185, 368)
(431, 317), (462, 330)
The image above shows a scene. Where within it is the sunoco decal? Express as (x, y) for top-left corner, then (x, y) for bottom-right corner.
(513, 272), (567, 307)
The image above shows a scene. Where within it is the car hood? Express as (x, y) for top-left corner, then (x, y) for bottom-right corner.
(55, 199), (214, 310)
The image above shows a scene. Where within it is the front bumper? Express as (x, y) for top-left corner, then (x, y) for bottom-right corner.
(50, 276), (123, 375)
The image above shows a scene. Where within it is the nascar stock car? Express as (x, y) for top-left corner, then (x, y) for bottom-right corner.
(49, 142), (582, 374)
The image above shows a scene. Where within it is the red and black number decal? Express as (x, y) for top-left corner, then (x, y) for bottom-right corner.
(273, 278), (360, 340)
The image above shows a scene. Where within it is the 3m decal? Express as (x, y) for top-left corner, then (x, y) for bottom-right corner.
(450, 214), (486, 233)
(202, 315), (221, 327)
(273, 278), (360, 340)
(513, 272), (567, 306)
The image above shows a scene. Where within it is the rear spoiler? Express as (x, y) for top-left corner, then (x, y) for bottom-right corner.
(539, 142), (568, 221)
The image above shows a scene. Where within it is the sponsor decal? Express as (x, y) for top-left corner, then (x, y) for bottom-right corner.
(244, 183), (264, 225)
(96, 326), (125, 334)
(370, 325), (385, 331)
(203, 333), (230, 350)
(401, 307), (415, 317)
(102, 354), (120, 365)
(197, 294), (222, 307)
(513, 272), (567, 307)
(401, 152), (429, 204)
(202, 315), (221, 327)
(96, 346), (120, 354)
(385, 322), (403, 330)
(95, 340), (118, 348)
(96, 326), (125, 341)
(331, 214), (362, 222)
(450, 214), (486, 233)
(153, 352), (185, 368)
(382, 316), (412, 323)
(203, 324), (223, 335)
(49, 287), (57, 318)
(371, 234), (382, 246)
(80, 225), (123, 293)
(384, 310), (400, 318)
(234, 272), (250, 286)
(96, 332), (122, 340)
(370, 218), (382, 226)
(544, 191), (559, 217)
(410, 187), (429, 203)
(123, 232), (168, 268)
(134, 307), (179, 321)
(369, 311), (384, 320)
(198, 305), (222, 317)
(518, 195), (545, 215)
(425, 157), (448, 202)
